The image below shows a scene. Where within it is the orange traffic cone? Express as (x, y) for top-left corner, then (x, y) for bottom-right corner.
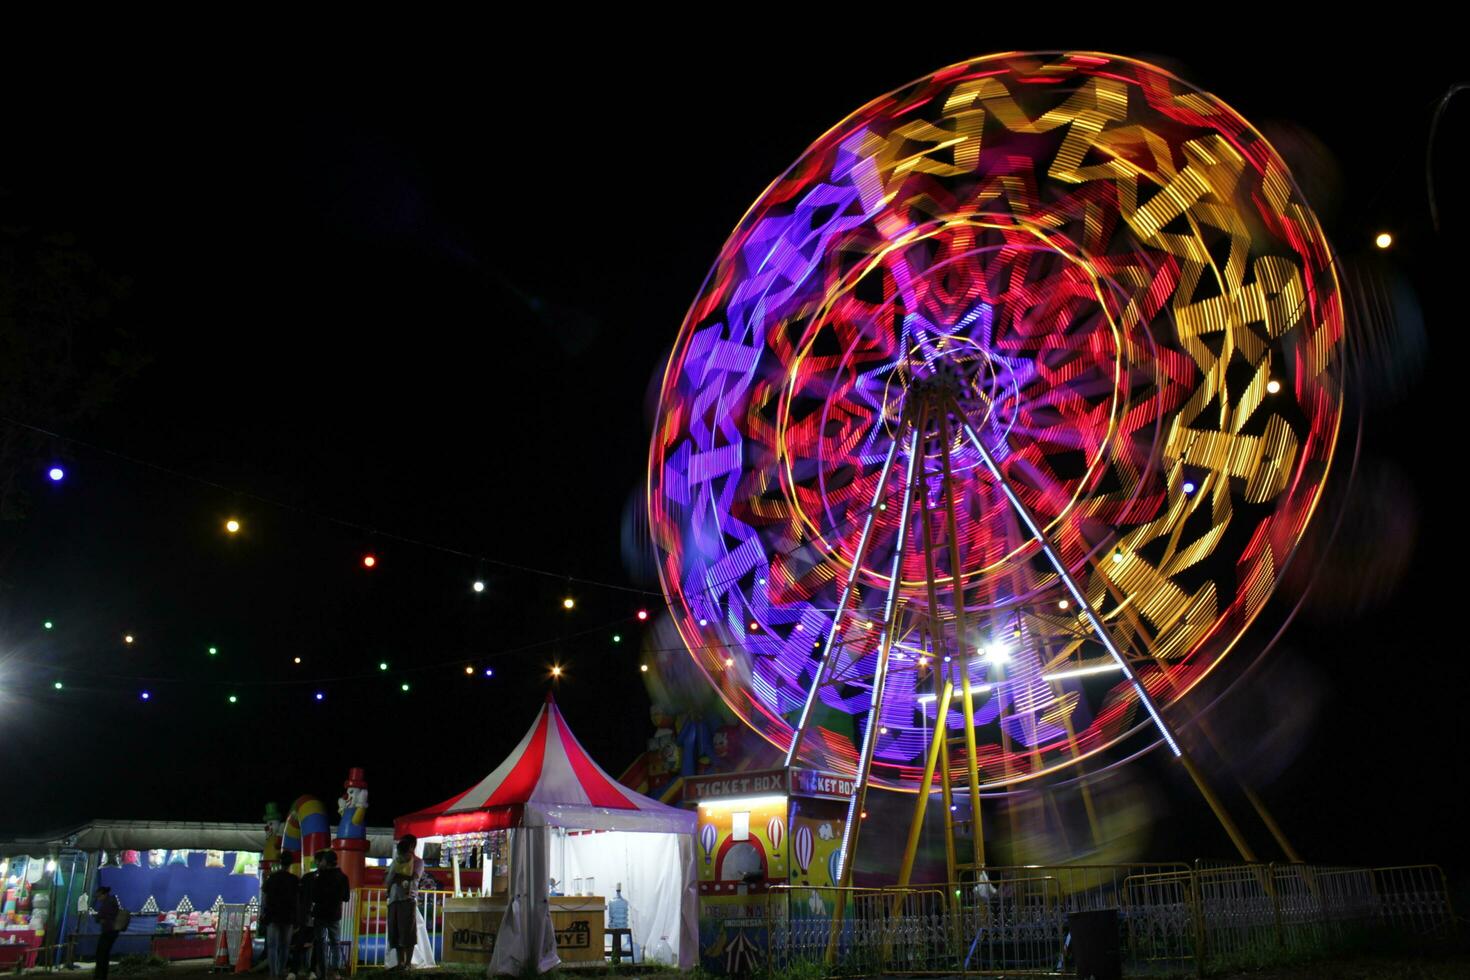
(211, 924), (233, 971)
(234, 925), (253, 973)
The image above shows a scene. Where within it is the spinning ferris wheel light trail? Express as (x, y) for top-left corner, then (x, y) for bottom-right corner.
(650, 51), (1344, 876)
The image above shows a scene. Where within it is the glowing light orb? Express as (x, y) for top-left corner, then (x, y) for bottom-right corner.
(562, 597), (575, 610)
(47, 467), (64, 482)
(1375, 232), (1393, 249)
(225, 519), (240, 534)
(473, 580), (485, 593)
(140, 691), (151, 701)
(362, 554), (377, 568)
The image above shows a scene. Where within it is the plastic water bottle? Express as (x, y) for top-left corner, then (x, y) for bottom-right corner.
(652, 936), (674, 966)
(608, 884), (629, 929)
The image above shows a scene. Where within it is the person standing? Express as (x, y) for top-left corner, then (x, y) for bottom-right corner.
(385, 835), (423, 970)
(260, 860), (300, 978)
(91, 886), (121, 980)
(291, 853), (321, 980)
(309, 849), (351, 980)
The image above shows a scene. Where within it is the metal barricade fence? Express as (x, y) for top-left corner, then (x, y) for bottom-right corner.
(1372, 865), (1456, 936)
(760, 862), (1454, 977)
(346, 887), (452, 973)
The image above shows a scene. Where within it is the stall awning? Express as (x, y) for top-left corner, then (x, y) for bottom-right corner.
(396, 695), (695, 837)
(0, 820), (397, 857)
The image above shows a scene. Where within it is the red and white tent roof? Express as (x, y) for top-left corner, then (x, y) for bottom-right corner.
(395, 695), (695, 837)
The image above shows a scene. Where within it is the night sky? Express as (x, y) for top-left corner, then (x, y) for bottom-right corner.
(2, 32), (1464, 877)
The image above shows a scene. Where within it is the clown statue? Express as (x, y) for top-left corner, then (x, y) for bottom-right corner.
(261, 802), (283, 877)
(332, 767), (370, 890)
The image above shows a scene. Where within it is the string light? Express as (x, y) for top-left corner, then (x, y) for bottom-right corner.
(1112, 548), (1124, 564)
(472, 580), (485, 593)
(139, 691), (151, 701)
(1375, 231), (1393, 249)
(637, 609), (649, 621)
(724, 657), (735, 667)
(315, 692), (325, 701)
(293, 657), (302, 665)
(43, 621), (53, 630)
(640, 664), (649, 673)
(362, 554), (377, 568)
(613, 634), (622, 643)
(551, 665), (563, 678)
(562, 597), (575, 610)
(1058, 599), (1070, 610)
(208, 646), (218, 656)
(53, 681), (62, 690)
(1183, 481), (1196, 494)
(1266, 379), (1282, 394)
(379, 662), (389, 671)
(8, 416), (671, 606)
(465, 666), (474, 675)
(225, 518), (240, 534)
(124, 634), (135, 645)
(400, 683), (411, 692)
(483, 668), (494, 678)
(699, 618), (708, 626)
(228, 695), (237, 704)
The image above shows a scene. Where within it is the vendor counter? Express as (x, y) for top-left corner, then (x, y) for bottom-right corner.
(442, 895), (605, 965)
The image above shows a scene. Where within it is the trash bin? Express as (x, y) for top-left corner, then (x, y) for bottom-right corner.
(1068, 907), (1120, 980)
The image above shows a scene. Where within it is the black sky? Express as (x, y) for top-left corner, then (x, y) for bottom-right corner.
(1, 28), (1465, 876)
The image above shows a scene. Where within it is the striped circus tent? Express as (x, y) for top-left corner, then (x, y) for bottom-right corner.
(395, 694), (693, 836)
(394, 695), (696, 975)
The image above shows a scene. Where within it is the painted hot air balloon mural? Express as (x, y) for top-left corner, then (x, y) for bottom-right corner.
(700, 823), (717, 866)
(766, 816), (785, 857)
(828, 850), (842, 887)
(794, 824), (813, 878)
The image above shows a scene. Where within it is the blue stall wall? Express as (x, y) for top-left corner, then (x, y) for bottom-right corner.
(99, 851), (258, 915)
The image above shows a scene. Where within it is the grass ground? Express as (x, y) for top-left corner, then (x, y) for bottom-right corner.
(24, 950), (1470, 977)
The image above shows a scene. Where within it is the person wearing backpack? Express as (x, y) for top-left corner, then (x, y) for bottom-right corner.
(91, 885), (124, 979)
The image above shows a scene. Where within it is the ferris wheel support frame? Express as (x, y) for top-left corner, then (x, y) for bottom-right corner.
(955, 408), (1259, 863)
(1096, 569), (1303, 862)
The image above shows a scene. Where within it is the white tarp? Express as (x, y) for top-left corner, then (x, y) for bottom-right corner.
(550, 829), (697, 966)
(489, 827), (559, 976)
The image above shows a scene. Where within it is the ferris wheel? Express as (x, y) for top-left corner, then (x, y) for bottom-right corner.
(649, 52), (1343, 876)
